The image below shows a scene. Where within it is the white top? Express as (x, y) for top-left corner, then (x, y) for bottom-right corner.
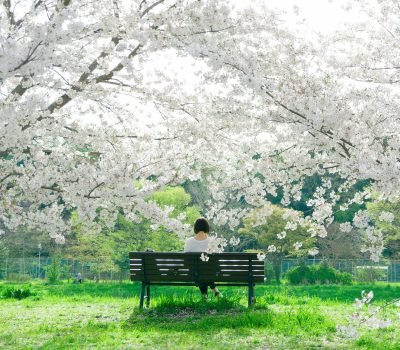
(184, 237), (210, 252)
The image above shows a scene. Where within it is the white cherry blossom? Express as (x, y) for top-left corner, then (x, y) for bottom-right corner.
(257, 252), (266, 261)
(340, 222), (353, 233)
(277, 231), (286, 240)
(293, 242), (303, 250)
(308, 248), (319, 256)
(378, 211), (395, 223)
(200, 253), (209, 262)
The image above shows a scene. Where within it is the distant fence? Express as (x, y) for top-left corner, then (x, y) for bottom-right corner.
(0, 257), (130, 282)
(280, 258), (400, 282)
(1, 257), (400, 282)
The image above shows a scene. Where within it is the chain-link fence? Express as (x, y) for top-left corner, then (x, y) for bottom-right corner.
(280, 258), (400, 282)
(0, 257), (130, 282)
(1, 256), (400, 282)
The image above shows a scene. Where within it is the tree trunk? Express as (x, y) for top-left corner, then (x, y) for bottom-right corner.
(273, 260), (281, 284)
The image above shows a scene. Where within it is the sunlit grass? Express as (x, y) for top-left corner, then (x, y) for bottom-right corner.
(0, 282), (400, 349)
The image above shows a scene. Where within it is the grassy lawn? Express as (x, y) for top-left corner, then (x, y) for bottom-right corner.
(0, 281), (400, 349)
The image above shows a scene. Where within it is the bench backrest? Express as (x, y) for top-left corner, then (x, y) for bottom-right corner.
(129, 252), (265, 283)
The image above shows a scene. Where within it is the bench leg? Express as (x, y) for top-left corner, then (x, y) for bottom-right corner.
(139, 282), (146, 309)
(248, 284), (254, 307)
(146, 284), (151, 307)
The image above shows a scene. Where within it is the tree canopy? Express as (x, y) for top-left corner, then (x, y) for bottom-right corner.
(1, 0), (399, 260)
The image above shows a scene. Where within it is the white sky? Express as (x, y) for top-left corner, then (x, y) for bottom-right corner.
(262, 0), (364, 34)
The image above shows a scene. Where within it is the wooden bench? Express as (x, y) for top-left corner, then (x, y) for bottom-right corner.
(129, 252), (265, 308)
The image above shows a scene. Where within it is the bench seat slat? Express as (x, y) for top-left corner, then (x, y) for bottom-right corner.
(133, 267), (264, 275)
(131, 272), (264, 280)
(131, 262), (263, 267)
(129, 260), (264, 265)
(135, 271), (264, 277)
(141, 258), (261, 264)
(129, 268), (264, 274)
(131, 273), (263, 283)
(130, 274), (265, 283)
(131, 256), (260, 262)
(129, 252), (260, 257)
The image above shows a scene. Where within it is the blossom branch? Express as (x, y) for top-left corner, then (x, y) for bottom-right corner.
(84, 182), (105, 199)
(359, 297), (400, 326)
(0, 172), (22, 185)
(140, 0), (165, 18)
(11, 41), (43, 72)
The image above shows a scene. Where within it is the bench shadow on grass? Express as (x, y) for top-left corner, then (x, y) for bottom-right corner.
(123, 293), (336, 337)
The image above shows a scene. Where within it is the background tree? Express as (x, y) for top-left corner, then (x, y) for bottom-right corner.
(0, 228), (52, 259)
(0, 241), (9, 278)
(239, 204), (316, 283)
(67, 213), (119, 281)
(317, 222), (363, 261)
(367, 199), (400, 259)
(66, 185), (199, 279)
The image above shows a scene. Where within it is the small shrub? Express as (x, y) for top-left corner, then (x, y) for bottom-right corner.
(310, 264), (337, 284)
(356, 267), (387, 283)
(285, 264), (352, 285)
(337, 271), (352, 285)
(45, 251), (69, 284)
(285, 264), (313, 285)
(2, 286), (35, 300)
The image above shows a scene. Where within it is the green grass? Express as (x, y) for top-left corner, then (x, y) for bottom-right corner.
(0, 281), (399, 349)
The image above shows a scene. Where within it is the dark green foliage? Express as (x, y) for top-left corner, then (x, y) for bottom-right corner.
(285, 264), (314, 285)
(266, 173), (370, 223)
(285, 263), (352, 285)
(2, 286), (35, 299)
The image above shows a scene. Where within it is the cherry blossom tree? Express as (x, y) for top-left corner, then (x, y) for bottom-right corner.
(1, 0), (253, 239)
(0, 0), (399, 260)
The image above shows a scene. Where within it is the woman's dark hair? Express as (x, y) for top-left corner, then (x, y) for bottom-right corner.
(194, 217), (210, 233)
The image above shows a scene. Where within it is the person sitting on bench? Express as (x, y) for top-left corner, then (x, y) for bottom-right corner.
(184, 217), (220, 299)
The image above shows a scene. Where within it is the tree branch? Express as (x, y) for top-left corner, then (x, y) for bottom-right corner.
(10, 41), (43, 72)
(84, 182), (105, 199)
(6, 0), (73, 102)
(21, 36), (125, 130)
(41, 184), (63, 193)
(269, 145), (297, 158)
(0, 171), (22, 185)
(141, 0), (165, 18)
(3, 0), (16, 26)
(93, 43), (142, 84)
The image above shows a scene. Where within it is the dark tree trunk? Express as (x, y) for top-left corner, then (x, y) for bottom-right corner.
(272, 260), (281, 284)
